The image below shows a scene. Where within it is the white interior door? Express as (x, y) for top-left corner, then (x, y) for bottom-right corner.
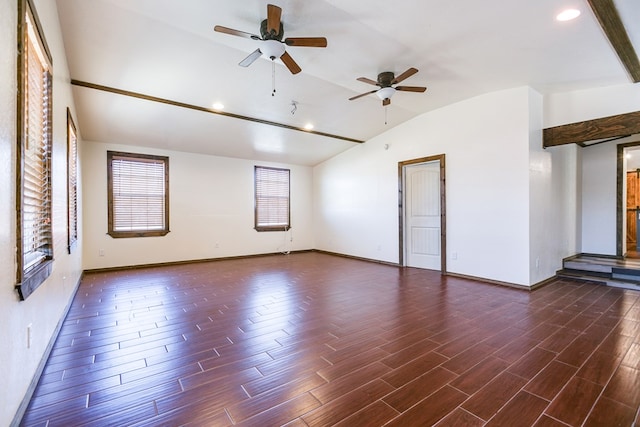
(405, 161), (441, 270)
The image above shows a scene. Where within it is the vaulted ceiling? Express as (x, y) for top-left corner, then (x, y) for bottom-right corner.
(55, 0), (640, 166)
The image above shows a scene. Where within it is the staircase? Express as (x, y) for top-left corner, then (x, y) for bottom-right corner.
(558, 254), (640, 291)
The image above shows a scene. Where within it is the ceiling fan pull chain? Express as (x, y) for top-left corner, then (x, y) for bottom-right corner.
(384, 105), (388, 125)
(272, 60), (276, 96)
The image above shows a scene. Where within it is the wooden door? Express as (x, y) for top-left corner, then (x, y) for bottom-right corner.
(405, 161), (441, 270)
(627, 170), (639, 249)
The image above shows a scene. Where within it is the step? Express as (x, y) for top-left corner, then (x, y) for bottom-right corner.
(557, 269), (640, 291)
(563, 259), (613, 274)
(611, 267), (640, 283)
(557, 268), (610, 280)
(559, 254), (640, 291)
(603, 279), (640, 291)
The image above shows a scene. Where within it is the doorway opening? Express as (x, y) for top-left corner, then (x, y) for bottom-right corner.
(398, 154), (446, 272)
(619, 143), (640, 258)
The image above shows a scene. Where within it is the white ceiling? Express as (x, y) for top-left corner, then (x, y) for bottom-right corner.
(55, 0), (640, 166)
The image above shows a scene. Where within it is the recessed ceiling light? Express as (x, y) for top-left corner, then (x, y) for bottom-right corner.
(304, 123), (314, 130)
(556, 9), (581, 21)
(212, 102), (224, 110)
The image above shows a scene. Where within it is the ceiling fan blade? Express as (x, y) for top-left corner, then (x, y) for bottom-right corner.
(383, 98), (391, 106)
(395, 85), (427, 93)
(356, 77), (379, 86)
(348, 90), (377, 101)
(280, 51), (302, 74)
(267, 4), (282, 35)
(214, 25), (261, 40)
(284, 37), (328, 48)
(392, 67), (418, 84)
(239, 49), (262, 67)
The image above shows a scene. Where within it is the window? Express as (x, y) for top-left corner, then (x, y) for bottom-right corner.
(107, 151), (169, 238)
(16, 0), (54, 300)
(254, 166), (290, 231)
(67, 109), (78, 253)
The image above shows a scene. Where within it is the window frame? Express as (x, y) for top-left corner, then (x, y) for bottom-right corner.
(67, 108), (78, 253)
(254, 165), (291, 232)
(107, 151), (170, 238)
(16, 0), (54, 300)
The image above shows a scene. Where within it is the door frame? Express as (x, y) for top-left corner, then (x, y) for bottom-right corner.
(398, 154), (447, 272)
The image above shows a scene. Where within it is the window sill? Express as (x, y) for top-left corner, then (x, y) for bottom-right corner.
(16, 258), (53, 300)
(108, 230), (170, 238)
(255, 226), (291, 232)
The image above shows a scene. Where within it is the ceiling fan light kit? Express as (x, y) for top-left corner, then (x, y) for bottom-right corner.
(376, 87), (396, 101)
(260, 40), (285, 60)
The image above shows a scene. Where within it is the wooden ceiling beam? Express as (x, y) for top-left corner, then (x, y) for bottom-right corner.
(587, 0), (640, 82)
(543, 111), (640, 148)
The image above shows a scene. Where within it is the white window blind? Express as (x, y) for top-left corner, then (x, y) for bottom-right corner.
(108, 152), (169, 237)
(255, 166), (290, 231)
(67, 111), (78, 252)
(22, 10), (52, 274)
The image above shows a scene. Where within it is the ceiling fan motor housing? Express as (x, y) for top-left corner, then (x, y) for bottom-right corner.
(260, 19), (284, 41)
(377, 71), (395, 87)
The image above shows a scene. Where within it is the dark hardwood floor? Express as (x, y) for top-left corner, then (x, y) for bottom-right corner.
(19, 252), (640, 426)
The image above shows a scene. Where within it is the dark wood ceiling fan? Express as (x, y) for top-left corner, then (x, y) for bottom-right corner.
(349, 68), (427, 106)
(214, 4), (327, 75)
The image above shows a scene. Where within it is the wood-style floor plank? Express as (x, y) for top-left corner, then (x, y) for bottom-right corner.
(384, 385), (468, 427)
(382, 366), (457, 413)
(18, 252), (640, 426)
(543, 376), (603, 426)
(301, 379), (394, 426)
(461, 371), (529, 421)
(484, 390), (549, 426)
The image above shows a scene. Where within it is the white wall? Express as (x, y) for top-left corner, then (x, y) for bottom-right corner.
(581, 142), (618, 254)
(626, 147), (640, 170)
(82, 142), (314, 270)
(529, 142), (581, 282)
(544, 83), (640, 127)
(528, 88), (582, 284)
(314, 87), (536, 286)
(0, 0), (83, 424)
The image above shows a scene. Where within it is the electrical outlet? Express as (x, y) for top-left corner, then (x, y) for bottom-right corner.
(215, 242), (219, 248)
(99, 249), (105, 257)
(452, 252), (458, 260)
(27, 324), (32, 348)
(535, 257), (540, 269)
